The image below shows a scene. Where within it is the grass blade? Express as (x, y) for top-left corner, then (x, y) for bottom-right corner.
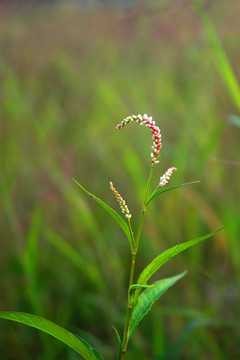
(44, 227), (104, 290)
(196, 5), (240, 110)
(0, 312), (104, 360)
(129, 271), (186, 338)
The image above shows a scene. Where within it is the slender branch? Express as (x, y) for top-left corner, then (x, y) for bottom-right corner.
(127, 219), (135, 249)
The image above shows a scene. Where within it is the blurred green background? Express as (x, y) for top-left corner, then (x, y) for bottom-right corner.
(0, 1), (240, 359)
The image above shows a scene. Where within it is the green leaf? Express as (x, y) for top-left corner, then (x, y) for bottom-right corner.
(73, 179), (132, 249)
(0, 312), (104, 360)
(195, 4), (240, 111)
(128, 284), (155, 304)
(75, 335), (104, 360)
(147, 181), (200, 206)
(228, 114), (240, 129)
(130, 284), (155, 291)
(129, 271), (186, 338)
(112, 326), (122, 360)
(137, 229), (223, 287)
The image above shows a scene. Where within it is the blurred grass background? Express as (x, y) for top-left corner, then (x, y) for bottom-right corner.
(0, 0), (240, 359)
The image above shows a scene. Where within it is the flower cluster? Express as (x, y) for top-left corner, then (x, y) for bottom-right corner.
(110, 181), (131, 219)
(116, 114), (162, 164)
(159, 167), (177, 187)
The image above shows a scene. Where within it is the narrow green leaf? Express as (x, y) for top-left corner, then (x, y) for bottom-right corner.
(75, 335), (104, 360)
(129, 271), (186, 338)
(73, 179), (132, 248)
(228, 114), (240, 129)
(130, 284), (155, 291)
(0, 312), (104, 360)
(137, 229), (223, 287)
(128, 284), (155, 304)
(112, 326), (122, 360)
(147, 181), (200, 206)
(196, 4), (240, 111)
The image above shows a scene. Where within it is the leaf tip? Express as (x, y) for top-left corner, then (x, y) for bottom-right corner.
(216, 226), (224, 233)
(182, 269), (188, 277)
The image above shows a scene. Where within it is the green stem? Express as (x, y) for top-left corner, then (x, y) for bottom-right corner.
(120, 164), (154, 360)
(135, 164), (154, 251)
(121, 251), (136, 360)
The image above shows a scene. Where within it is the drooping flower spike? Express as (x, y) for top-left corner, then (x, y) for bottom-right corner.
(159, 167), (177, 187)
(116, 114), (162, 164)
(110, 181), (132, 219)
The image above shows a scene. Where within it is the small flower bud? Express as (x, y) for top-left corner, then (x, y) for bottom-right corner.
(159, 167), (177, 187)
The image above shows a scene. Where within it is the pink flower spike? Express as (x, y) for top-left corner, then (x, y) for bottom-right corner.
(116, 114), (162, 165)
(110, 181), (131, 219)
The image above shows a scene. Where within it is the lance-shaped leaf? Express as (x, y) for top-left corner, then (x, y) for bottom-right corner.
(147, 181), (200, 206)
(113, 326), (122, 360)
(73, 179), (132, 248)
(137, 229), (222, 287)
(129, 271), (186, 338)
(0, 312), (104, 360)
